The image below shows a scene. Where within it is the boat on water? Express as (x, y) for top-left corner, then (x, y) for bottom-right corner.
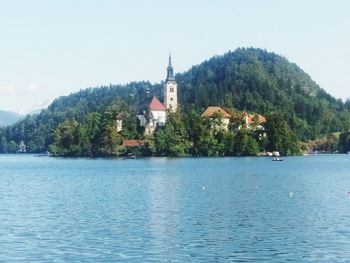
(272, 157), (283, 161)
(34, 151), (52, 157)
(126, 153), (136, 159)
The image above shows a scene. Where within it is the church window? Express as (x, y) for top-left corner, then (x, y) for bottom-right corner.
(170, 97), (173, 101)
(170, 87), (174, 93)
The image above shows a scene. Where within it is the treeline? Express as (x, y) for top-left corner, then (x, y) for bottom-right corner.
(0, 47), (350, 153)
(338, 131), (350, 153)
(0, 82), (157, 153)
(48, 102), (300, 157)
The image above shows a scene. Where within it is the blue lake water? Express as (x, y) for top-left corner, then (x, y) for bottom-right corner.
(0, 154), (350, 262)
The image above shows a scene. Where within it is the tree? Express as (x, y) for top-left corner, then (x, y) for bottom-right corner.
(7, 141), (17, 153)
(338, 131), (350, 153)
(153, 110), (190, 156)
(265, 113), (300, 155)
(81, 112), (102, 155)
(52, 119), (80, 156)
(196, 117), (225, 156)
(97, 106), (123, 156)
(228, 127), (259, 156)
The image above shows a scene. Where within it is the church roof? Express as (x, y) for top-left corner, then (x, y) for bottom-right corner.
(149, 96), (166, 111)
(138, 96), (166, 113)
(201, 107), (231, 118)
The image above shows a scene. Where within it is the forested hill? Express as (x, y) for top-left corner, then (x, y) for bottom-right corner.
(177, 48), (349, 140)
(1, 47), (350, 153)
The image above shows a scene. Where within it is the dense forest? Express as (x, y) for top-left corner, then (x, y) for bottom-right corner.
(1, 48), (349, 156)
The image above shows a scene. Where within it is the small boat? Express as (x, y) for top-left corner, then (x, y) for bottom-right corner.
(272, 157), (283, 161)
(127, 154), (136, 159)
(34, 151), (52, 157)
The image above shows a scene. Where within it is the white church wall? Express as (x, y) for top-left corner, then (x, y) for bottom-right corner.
(164, 81), (178, 112)
(151, 110), (166, 126)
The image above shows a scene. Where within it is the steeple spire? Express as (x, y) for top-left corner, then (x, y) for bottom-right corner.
(166, 52), (175, 81)
(168, 52), (172, 67)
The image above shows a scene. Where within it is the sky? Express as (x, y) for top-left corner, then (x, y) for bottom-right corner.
(0, 0), (349, 113)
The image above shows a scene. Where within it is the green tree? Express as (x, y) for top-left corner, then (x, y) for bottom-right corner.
(98, 106), (123, 155)
(265, 113), (300, 155)
(153, 110), (190, 156)
(53, 119), (80, 156)
(338, 131), (350, 153)
(7, 140), (17, 153)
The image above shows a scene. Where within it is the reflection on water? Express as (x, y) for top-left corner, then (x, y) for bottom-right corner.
(0, 155), (350, 262)
(148, 162), (180, 260)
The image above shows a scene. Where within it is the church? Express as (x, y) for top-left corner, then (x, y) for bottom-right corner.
(136, 54), (178, 135)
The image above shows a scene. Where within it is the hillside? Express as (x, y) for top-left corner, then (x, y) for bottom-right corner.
(0, 110), (21, 127)
(0, 47), (349, 153)
(176, 48), (349, 140)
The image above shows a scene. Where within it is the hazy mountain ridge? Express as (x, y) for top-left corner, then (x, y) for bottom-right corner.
(0, 110), (22, 126)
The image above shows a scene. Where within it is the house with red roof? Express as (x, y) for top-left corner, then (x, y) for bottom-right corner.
(201, 106), (231, 130)
(241, 113), (266, 130)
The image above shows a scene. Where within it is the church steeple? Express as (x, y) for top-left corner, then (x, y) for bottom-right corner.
(164, 53), (178, 112)
(166, 53), (175, 81)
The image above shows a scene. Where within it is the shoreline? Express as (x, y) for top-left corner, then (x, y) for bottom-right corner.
(0, 152), (346, 159)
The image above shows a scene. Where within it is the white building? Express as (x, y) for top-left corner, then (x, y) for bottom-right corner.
(116, 112), (125, 132)
(201, 106), (231, 131)
(137, 54), (178, 134)
(137, 96), (167, 135)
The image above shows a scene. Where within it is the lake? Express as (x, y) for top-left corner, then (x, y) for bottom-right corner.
(0, 154), (349, 262)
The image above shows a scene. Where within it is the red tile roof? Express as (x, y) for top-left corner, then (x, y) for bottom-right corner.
(122, 140), (149, 148)
(244, 114), (266, 124)
(149, 96), (166, 111)
(201, 107), (231, 118)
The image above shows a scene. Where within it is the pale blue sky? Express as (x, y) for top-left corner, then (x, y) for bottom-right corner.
(0, 0), (349, 113)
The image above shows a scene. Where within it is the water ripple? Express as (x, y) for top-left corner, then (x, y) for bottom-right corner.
(0, 155), (350, 262)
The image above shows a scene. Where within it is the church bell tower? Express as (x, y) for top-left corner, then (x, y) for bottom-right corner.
(164, 53), (178, 112)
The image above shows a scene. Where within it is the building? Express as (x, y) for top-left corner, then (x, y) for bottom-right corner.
(116, 112), (125, 132)
(136, 54), (178, 134)
(242, 113), (266, 130)
(137, 96), (167, 135)
(201, 106), (231, 130)
(164, 54), (178, 112)
(17, 140), (26, 153)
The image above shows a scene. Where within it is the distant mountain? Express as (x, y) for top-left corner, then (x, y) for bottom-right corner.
(0, 110), (22, 126)
(25, 99), (52, 115)
(16, 99), (52, 116)
(1, 47), (350, 152)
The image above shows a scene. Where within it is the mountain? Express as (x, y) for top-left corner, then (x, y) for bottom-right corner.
(0, 110), (22, 126)
(0, 47), (349, 153)
(176, 48), (349, 140)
